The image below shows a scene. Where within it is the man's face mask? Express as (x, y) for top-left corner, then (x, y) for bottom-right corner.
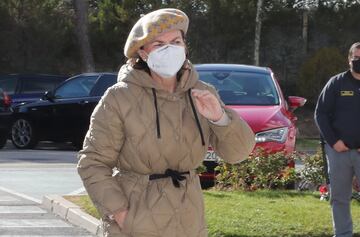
(146, 44), (186, 79)
(351, 57), (360, 74)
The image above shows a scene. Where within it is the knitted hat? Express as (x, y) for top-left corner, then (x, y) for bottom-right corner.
(124, 8), (189, 59)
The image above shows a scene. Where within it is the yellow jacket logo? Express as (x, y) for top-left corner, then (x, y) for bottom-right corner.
(340, 91), (354, 96)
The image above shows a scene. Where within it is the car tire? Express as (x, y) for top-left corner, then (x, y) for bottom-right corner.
(0, 133), (7, 149)
(11, 118), (38, 149)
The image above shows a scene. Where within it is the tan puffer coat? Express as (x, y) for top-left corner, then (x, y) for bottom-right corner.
(77, 62), (255, 237)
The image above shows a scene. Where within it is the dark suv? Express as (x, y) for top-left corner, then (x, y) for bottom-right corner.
(0, 74), (67, 106)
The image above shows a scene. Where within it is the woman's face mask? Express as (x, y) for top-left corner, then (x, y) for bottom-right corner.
(146, 44), (186, 79)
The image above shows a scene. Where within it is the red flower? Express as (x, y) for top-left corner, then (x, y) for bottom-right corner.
(319, 185), (328, 194)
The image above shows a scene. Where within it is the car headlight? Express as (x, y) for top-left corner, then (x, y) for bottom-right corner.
(255, 127), (288, 143)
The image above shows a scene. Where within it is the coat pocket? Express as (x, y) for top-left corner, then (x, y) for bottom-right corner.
(115, 173), (151, 235)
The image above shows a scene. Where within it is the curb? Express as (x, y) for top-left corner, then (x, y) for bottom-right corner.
(42, 194), (103, 236)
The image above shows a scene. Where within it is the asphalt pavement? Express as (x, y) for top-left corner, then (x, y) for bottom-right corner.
(0, 186), (94, 236)
(0, 141), (93, 236)
(0, 141), (84, 200)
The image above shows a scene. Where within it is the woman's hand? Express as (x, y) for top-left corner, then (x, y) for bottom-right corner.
(191, 89), (223, 122)
(113, 210), (128, 229)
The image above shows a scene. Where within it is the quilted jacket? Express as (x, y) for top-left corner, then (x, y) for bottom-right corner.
(77, 62), (255, 237)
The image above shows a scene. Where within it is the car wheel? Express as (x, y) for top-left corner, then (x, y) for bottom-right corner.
(0, 133), (7, 149)
(11, 118), (38, 149)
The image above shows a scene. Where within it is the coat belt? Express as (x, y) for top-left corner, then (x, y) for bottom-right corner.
(149, 169), (190, 188)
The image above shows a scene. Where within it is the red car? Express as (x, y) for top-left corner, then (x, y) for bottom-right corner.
(195, 64), (306, 186)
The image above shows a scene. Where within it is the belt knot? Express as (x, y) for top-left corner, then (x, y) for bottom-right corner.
(149, 168), (190, 188)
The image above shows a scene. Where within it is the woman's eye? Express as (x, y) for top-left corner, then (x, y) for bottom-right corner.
(153, 43), (164, 48)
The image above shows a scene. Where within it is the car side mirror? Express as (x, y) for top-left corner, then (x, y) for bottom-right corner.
(287, 96), (306, 112)
(42, 91), (55, 102)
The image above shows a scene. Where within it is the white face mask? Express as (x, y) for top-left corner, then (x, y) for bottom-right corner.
(146, 44), (186, 79)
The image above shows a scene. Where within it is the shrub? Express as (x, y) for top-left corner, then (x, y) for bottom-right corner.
(298, 148), (327, 189)
(215, 149), (299, 191)
(297, 47), (347, 106)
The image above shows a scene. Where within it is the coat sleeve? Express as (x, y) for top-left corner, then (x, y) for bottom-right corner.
(314, 78), (338, 147)
(208, 87), (255, 164)
(77, 88), (127, 217)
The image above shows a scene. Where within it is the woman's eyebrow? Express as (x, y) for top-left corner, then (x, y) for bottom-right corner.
(153, 37), (182, 43)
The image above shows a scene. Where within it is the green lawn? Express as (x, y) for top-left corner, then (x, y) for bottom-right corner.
(66, 190), (360, 237)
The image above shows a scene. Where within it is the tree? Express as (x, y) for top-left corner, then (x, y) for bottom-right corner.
(0, 0), (79, 74)
(254, 0), (264, 66)
(74, 0), (95, 72)
(293, 0), (319, 55)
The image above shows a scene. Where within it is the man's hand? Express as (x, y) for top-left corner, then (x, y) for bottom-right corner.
(332, 140), (349, 152)
(113, 210), (128, 229)
(191, 89), (223, 122)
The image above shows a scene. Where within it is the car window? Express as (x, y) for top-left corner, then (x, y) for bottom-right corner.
(90, 74), (117, 96)
(0, 75), (17, 94)
(21, 76), (64, 94)
(198, 71), (279, 105)
(55, 75), (99, 98)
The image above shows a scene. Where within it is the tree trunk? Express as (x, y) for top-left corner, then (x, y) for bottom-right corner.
(302, 10), (309, 55)
(254, 0), (263, 66)
(74, 0), (95, 72)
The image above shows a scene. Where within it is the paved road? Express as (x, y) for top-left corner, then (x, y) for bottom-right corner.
(0, 141), (84, 201)
(0, 187), (93, 236)
(0, 141), (95, 236)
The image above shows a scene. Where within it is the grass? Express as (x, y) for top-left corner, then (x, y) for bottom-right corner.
(64, 195), (100, 219)
(65, 190), (360, 237)
(295, 138), (321, 151)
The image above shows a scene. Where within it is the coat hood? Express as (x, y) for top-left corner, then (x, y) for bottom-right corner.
(117, 60), (198, 94)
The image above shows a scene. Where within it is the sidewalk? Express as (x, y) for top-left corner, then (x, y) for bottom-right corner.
(0, 186), (95, 236)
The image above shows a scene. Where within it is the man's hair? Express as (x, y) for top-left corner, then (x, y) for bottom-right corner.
(348, 42), (360, 59)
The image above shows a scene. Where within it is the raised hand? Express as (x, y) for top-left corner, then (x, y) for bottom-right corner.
(191, 89), (223, 122)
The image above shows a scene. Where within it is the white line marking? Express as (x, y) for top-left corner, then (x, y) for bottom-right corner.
(0, 196), (20, 202)
(0, 186), (41, 204)
(0, 219), (71, 227)
(0, 206), (47, 214)
(0, 236), (94, 237)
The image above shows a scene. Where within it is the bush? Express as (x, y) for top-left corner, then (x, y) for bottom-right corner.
(297, 47), (347, 106)
(298, 148), (327, 189)
(215, 149), (299, 191)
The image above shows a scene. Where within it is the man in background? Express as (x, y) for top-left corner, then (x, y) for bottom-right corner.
(315, 42), (360, 237)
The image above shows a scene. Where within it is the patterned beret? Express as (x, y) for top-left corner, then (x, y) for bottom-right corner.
(124, 8), (189, 58)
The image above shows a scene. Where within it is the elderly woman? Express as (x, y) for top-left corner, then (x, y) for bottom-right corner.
(77, 8), (255, 237)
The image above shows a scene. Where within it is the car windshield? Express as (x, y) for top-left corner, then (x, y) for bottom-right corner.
(198, 71), (279, 105)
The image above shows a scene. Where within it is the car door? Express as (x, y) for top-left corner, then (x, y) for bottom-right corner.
(46, 75), (100, 141)
(71, 73), (117, 142)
